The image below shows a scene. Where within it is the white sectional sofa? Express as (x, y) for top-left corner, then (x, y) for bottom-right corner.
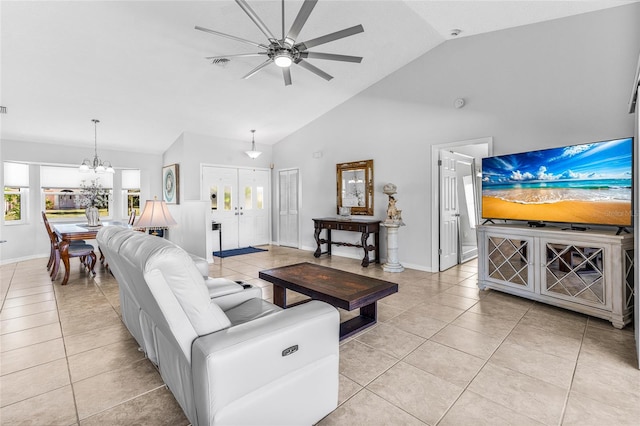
(97, 226), (340, 425)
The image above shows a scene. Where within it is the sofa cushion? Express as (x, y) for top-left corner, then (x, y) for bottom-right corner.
(143, 244), (231, 336)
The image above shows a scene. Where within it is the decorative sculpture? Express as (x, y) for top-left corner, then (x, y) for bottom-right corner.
(381, 183), (405, 272)
(383, 183), (404, 225)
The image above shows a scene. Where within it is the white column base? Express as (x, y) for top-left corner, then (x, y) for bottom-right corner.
(382, 222), (404, 273)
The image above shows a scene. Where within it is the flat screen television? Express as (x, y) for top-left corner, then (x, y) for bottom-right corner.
(481, 137), (633, 228)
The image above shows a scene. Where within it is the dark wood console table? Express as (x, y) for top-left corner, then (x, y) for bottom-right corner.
(313, 217), (381, 267)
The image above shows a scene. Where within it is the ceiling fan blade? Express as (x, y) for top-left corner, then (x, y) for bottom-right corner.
(235, 0), (280, 45)
(195, 26), (268, 50)
(283, 67), (292, 86)
(205, 53), (267, 60)
(242, 59), (273, 79)
(284, 0), (318, 47)
(295, 59), (333, 81)
(298, 52), (362, 63)
(295, 24), (364, 51)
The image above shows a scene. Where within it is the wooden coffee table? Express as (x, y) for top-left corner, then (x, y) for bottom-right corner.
(259, 262), (398, 340)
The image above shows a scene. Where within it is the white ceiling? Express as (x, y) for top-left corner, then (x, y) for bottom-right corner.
(1, 0), (635, 154)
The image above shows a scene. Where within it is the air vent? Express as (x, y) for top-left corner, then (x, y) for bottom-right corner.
(211, 58), (230, 67)
(0, 106), (7, 114)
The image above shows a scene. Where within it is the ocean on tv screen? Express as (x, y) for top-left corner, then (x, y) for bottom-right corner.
(481, 137), (633, 226)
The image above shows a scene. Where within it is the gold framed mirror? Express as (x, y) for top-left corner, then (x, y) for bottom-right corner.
(336, 159), (374, 216)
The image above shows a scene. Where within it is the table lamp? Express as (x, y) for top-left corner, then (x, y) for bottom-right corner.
(136, 197), (177, 236)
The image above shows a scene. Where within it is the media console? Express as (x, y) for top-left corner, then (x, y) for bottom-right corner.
(477, 224), (634, 328)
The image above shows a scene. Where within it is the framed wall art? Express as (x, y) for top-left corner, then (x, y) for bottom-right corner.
(162, 163), (180, 204)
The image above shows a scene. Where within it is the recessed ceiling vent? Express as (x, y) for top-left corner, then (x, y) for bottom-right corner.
(211, 58), (230, 67)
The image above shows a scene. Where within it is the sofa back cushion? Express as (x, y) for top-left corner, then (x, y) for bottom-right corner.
(143, 244), (231, 336)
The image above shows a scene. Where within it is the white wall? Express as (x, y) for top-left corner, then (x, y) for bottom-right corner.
(161, 131), (273, 251)
(0, 139), (162, 263)
(164, 131), (273, 202)
(272, 4), (640, 271)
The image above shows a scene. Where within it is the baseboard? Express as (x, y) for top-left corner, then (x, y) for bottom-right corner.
(1, 253), (48, 266)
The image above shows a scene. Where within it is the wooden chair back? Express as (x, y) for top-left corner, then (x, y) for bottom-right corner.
(41, 211), (58, 245)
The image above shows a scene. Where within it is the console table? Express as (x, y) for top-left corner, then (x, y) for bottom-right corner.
(313, 217), (381, 267)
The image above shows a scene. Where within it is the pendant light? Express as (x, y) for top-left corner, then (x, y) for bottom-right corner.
(245, 129), (262, 159)
(79, 119), (114, 173)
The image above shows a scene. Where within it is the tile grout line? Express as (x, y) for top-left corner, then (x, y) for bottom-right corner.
(557, 316), (590, 425)
(430, 300), (536, 425)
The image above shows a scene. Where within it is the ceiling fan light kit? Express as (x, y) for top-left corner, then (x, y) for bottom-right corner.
(196, 0), (364, 86)
(274, 51), (293, 68)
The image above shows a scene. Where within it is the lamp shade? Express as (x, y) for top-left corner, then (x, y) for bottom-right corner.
(136, 199), (177, 229)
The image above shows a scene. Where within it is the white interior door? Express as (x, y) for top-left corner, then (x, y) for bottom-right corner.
(238, 168), (270, 247)
(202, 166), (239, 250)
(278, 169), (299, 248)
(439, 150), (460, 271)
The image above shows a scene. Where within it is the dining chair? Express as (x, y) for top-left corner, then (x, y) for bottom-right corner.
(43, 211), (86, 272)
(100, 210), (137, 268)
(42, 212), (97, 281)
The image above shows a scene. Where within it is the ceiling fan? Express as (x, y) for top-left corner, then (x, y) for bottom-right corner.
(195, 0), (364, 86)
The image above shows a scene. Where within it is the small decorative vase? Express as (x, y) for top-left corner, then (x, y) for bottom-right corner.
(85, 206), (100, 226)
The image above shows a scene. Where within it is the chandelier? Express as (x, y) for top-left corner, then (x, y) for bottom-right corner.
(79, 119), (114, 173)
(245, 129), (262, 159)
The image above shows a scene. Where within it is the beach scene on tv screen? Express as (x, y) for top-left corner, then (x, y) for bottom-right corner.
(482, 138), (632, 226)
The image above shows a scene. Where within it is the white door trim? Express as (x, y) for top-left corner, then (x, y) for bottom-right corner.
(430, 137), (493, 272)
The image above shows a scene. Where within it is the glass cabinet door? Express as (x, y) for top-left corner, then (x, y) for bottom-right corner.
(486, 235), (533, 291)
(542, 242), (607, 308)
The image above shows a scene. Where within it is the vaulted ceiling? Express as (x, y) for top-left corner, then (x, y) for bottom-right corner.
(1, 1), (635, 154)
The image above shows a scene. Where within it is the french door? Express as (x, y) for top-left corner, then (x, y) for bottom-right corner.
(202, 166), (270, 250)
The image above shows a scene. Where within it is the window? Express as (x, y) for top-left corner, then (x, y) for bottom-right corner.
(41, 165), (113, 220)
(4, 162), (29, 223)
(4, 187), (26, 222)
(244, 186), (252, 210)
(256, 186), (264, 209)
(122, 169), (141, 218)
(125, 190), (140, 217)
(43, 187), (112, 219)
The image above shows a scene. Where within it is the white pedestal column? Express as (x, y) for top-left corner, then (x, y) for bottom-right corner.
(382, 222), (404, 272)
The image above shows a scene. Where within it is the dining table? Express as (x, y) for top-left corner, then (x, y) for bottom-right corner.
(53, 221), (128, 285)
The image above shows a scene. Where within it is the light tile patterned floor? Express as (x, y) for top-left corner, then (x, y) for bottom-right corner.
(1, 246), (639, 425)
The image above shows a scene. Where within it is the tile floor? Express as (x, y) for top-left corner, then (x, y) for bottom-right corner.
(1, 246), (639, 425)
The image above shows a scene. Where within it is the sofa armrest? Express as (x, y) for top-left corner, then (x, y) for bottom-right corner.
(191, 301), (339, 425)
(189, 253), (209, 278)
(205, 278), (244, 298)
(210, 285), (263, 311)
